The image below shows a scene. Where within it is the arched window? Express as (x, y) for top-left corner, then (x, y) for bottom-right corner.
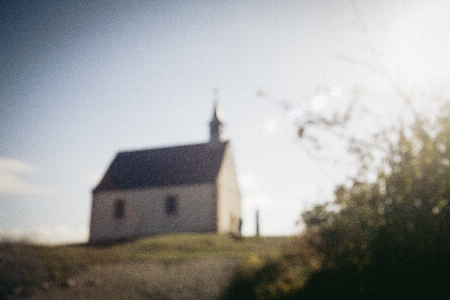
(114, 199), (125, 219)
(165, 196), (178, 216)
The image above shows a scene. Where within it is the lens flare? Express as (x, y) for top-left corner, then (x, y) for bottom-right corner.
(330, 86), (342, 98)
(263, 118), (279, 133)
(287, 108), (303, 122)
(308, 95), (329, 111)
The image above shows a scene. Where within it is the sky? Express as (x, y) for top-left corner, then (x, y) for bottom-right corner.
(1, 0), (450, 244)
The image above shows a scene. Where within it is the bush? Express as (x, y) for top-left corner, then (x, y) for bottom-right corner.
(221, 254), (305, 300)
(290, 102), (450, 299)
(0, 242), (49, 298)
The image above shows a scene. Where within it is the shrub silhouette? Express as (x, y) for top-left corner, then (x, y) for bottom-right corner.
(0, 242), (49, 298)
(221, 255), (303, 300)
(289, 103), (450, 300)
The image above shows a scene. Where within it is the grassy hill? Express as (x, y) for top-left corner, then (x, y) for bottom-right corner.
(1, 233), (290, 298)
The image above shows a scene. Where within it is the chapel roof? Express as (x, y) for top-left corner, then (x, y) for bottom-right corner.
(93, 141), (228, 192)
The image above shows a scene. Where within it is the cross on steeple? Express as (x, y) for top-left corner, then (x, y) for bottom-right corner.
(209, 90), (226, 146)
(213, 88), (219, 102)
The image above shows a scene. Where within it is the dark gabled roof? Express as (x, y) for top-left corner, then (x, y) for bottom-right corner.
(93, 142), (228, 192)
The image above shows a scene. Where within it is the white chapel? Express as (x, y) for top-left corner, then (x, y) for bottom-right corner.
(89, 103), (242, 243)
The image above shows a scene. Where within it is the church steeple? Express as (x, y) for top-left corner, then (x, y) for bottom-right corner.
(209, 100), (226, 146)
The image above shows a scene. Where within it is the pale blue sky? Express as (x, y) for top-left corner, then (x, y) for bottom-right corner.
(1, 0), (449, 243)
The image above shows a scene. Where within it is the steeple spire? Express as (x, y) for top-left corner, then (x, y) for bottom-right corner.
(209, 90), (226, 146)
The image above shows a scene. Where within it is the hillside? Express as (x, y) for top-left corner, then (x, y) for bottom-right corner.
(1, 233), (290, 299)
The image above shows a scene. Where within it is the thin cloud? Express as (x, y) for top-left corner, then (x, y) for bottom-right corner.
(0, 225), (89, 245)
(0, 157), (54, 195)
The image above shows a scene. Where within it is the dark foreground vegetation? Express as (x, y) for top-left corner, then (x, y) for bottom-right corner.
(222, 103), (450, 299)
(0, 233), (287, 299)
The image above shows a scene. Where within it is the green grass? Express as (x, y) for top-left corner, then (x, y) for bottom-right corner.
(125, 233), (288, 260)
(1, 233), (290, 298)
